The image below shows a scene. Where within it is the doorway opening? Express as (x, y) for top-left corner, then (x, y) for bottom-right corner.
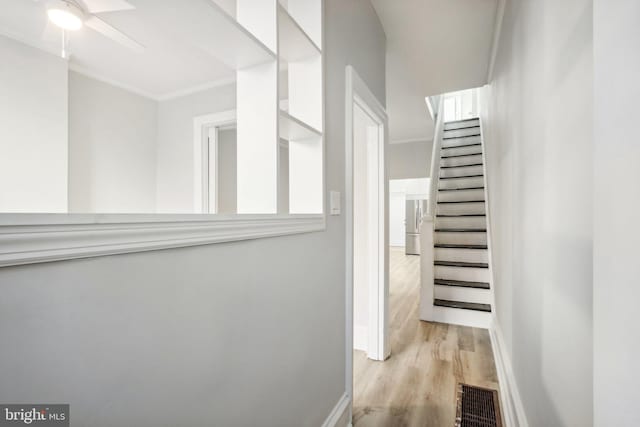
(193, 110), (237, 214)
(345, 65), (389, 420)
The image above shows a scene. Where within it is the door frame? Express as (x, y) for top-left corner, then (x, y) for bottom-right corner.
(193, 110), (237, 213)
(345, 65), (389, 410)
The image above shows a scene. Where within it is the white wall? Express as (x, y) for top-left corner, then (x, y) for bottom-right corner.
(0, 1), (386, 425)
(593, 1), (640, 425)
(69, 71), (157, 213)
(0, 35), (68, 212)
(389, 192), (406, 247)
(156, 84), (236, 213)
(480, 0), (593, 425)
(388, 140), (432, 179)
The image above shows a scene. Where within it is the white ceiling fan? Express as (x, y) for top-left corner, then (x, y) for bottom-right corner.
(40, 0), (144, 58)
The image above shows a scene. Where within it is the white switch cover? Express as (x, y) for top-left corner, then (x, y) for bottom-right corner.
(329, 191), (341, 215)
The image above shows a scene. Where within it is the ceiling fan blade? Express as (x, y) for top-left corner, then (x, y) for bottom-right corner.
(85, 16), (144, 53)
(82, 0), (135, 13)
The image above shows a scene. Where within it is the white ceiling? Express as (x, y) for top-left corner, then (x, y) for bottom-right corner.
(0, 0), (237, 99)
(371, 0), (498, 143)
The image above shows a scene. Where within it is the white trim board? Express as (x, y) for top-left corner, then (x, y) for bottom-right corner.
(321, 393), (351, 427)
(0, 214), (325, 268)
(489, 316), (529, 427)
(344, 64), (389, 425)
(193, 110), (238, 214)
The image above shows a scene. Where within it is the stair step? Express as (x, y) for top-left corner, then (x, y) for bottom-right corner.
(441, 142), (482, 149)
(434, 260), (489, 268)
(439, 176), (484, 190)
(437, 214), (486, 217)
(445, 117), (479, 124)
(435, 231), (487, 246)
(434, 278), (490, 289)
(435, 228), (487, 232)
(437, 200), (485, 204)
(440, 163), (483, 169)
(434, 299), (492, 312)
(439, 175), (484, 180)
(443, 134), (481, 140)
(443, 124), (479, 131)
(442, 153), (482, 159)
(435, 244), (488, 249)
(439, 187), (485, 191)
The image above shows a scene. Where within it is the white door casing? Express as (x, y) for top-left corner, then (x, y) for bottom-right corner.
(345, 65), (389, 419)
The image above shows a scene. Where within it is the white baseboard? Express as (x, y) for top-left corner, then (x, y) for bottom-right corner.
(321, 392), (351, 427)
(489, 316), (528, 427)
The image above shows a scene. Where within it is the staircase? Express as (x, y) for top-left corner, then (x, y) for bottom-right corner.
(430, 117), (493, 327)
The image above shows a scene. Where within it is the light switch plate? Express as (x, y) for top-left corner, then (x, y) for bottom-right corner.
(329, 191), (341, 215)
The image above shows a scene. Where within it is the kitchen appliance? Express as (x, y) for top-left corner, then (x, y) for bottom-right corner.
(405, 199), (427, 255)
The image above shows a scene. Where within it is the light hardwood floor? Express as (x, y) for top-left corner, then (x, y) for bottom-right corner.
(353, 247), (499, 427)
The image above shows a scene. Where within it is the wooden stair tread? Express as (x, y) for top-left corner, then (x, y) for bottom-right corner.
(437, 200), (485, 204)
(441, 153), (482, 159)
(441, 142), (482, 149)
(434, 278), (490, 289)
(439, 175), (484, 180)
(434, 299), (492, 312)
(434, 244), (488, 249)
(435, 228), (487, 232)
(434, 260), (489, 268)
(443, 125), (480, 131)
(439, 187), (485, 191)
(440, 163), (483, 169)
(436, 214), (486, 217)
(443, 134), (481, 140)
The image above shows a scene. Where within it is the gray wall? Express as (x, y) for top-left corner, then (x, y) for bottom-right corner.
(480, 0), (593, 425)
(388, 140), (432, 179)
(593, 1), (640, 425)
(0, 1), (385, 426)
(217, 128), (237, 214)
(69, 71), (158, 213)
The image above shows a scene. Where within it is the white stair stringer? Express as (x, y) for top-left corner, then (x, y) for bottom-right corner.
(424, 116), (494, 329)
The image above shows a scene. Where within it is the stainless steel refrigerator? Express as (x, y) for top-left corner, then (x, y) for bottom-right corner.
(405, 199), (427, 255)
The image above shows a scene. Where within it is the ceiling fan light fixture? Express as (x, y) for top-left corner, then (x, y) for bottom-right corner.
(47, 1), (85, 31)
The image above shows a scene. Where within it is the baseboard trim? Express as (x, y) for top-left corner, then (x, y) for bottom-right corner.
(489, 316), (528, 427)
(321, 392), (351, 427)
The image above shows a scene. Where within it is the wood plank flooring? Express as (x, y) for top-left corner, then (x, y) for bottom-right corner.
(353, 247), (499, 427)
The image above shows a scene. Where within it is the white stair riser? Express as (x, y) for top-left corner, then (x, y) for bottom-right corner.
(435, 265), (490, 282)
(429, 305), (491, 328)
(435, 231), (487, 245)
(440, 165), (483, 178)
(439, 176), (484, 190)
(435, 216), (486, 229)
(442, 135), (482, 148)
(441, 145), (482, 157)
(437, 202), (485, 215)
(438, 188), (485, 202)
(434, 286), (492, 304)
(444, 119), (479, 131)
(441, 154), (483, 167)
(434, 247), (489, 263)
(443, 127), (480, 138)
